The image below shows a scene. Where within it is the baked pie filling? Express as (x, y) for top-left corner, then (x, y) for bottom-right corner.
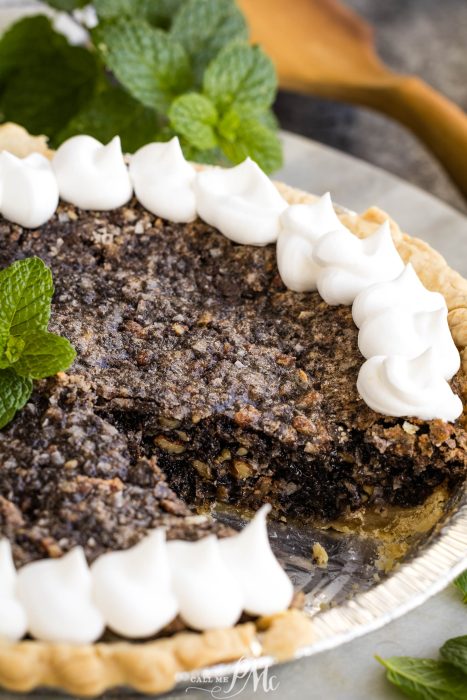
(0, 128), (465, 695)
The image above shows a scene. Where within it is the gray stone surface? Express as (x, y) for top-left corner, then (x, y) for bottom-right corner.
(275, 0), (467, 213)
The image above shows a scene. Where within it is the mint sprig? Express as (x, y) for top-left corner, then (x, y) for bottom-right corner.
(168, 42), (281, 172)
(377, 655), (467, 699)
(0, 2), (282, 173)
(0, 258), (76, 430)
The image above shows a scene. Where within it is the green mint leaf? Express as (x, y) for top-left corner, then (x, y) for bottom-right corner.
(219, 117), (282, 174)
(217, 107), (241, 142)
(203, 43), (276, 114)
(58, 84), (161, 153)
(169, 93), (218, 150)
(0, 258), (53, 356)
(0, 369), (32, 430)
(171, 0), (248, 82)
(12, 331), (76, 380)
(454, 571), (467, 603)
(94, 0), (184, 28)
(180, 143), (225, 165)
(0, 17), (98, 137)
(377, 655), (467, 700)
(93, 18), (192, 113)
(0, 336), (26, 369)
(0, 16), (63, 82)
(257, 108), (280, 132)
(441, 637), (467, 677)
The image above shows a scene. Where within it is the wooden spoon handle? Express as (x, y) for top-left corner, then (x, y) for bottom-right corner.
(336, 77), (467, 199)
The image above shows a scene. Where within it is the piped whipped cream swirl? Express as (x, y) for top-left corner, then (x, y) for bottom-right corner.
(168, 535), (244, 630)
(0, 152), (59, 228)
(352, 263), (446, 328)
(313, 220), (405, 305)
(358, 307), (460, 380)
(17, 548), (104, 644)
(220, 504), (293, 616)
(195, 158), (287, 245)
(0, 541), (27, 641)
(357, 349), (463, 422)
(277, 192), (348, 292)
(130, 137), (197, 223)
(53, 135), (133, 210)
(91, 529), (178, 638)
(0, 507), (293, 643)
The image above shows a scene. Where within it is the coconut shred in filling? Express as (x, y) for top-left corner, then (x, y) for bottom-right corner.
(0, 133), (462, 643)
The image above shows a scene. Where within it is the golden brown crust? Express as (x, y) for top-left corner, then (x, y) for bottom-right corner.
(0, 128), (465, 696)
(0, 122), (53, 159)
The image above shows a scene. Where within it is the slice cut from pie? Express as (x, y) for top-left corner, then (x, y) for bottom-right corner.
(0, 127), (466, 696)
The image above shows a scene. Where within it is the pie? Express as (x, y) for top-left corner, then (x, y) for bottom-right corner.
(0, 124), (466, 696)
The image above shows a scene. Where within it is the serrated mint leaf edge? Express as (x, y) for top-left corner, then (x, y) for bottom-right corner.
(0, 369), (33, 430)
(0, 257), (54, 355)
(376, 655), (467, 699)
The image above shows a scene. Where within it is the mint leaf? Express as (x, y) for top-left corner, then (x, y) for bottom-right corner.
(0, 258), (53, 355)
(94, 0), (183, 27)
(454, 571), (467, 603)
(0, 258), (75, 429)
(169, 93), (218, 150)
(0, 336), (25, 369)
(171, 0), (248, 81)
(0, 369), (32, 430)
(0, 16), (62, 82)
(94, 18), (192, 112)
(219, 117), (282, 174)
(2, 48), (98, 139)
(377, 656), (467, 700)
(58, 84), (161, 152)
(13, 331), (76, 380)
(203, 43), (276, 114)
(0, 17), (98, 137)
(441, 637), (467, 677)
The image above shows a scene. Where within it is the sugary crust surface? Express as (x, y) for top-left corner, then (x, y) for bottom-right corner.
(0, 128), (465, 696)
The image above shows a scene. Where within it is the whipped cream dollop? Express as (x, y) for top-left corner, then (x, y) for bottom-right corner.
(352, 263), (446, 328)
(195, 158), (287, 245)
(313, 221), (405, 305)
(220, 505), (293, 616)
(91, 529), (178, 638)
(357, 349), (463, 422)
(168, 534), (244, 630)
(0, 152), (59, 228)
(277, 193), (349, 292)
(130, 137), (197, 223)
(17, 548), (104, 644)
(358, 307), (460, 380)
(0, 541), (27, 641)
(52, 135), (133, 210)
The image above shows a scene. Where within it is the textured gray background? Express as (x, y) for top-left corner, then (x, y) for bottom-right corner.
(275, 0), (467, 213)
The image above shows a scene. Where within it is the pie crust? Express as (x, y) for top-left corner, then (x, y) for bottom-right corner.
(0, 125), (466, 696)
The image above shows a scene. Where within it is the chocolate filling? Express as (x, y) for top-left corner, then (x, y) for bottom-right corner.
(0, 201), (466, 567)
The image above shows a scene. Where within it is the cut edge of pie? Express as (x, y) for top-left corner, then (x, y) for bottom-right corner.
(0, 125), (466, 696)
